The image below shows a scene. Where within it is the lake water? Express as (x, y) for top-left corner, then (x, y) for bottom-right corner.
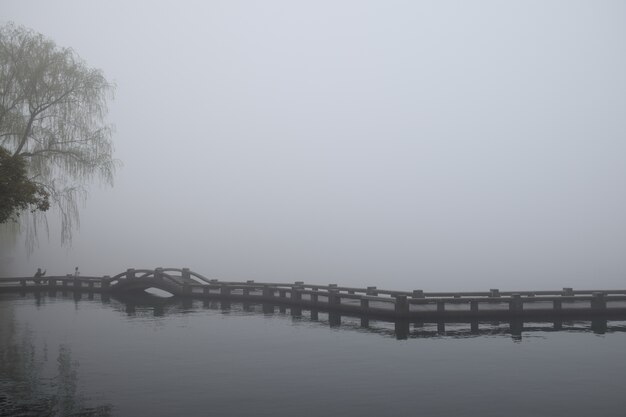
(1, 292), (625, 417)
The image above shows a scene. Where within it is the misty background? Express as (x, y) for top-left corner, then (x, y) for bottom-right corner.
(1, 0), (625, 291)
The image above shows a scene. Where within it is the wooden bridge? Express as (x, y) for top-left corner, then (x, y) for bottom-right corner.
(1, 267), (626, 320)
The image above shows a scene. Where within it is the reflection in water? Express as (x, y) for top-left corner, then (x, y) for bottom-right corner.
(0, 305), (112, 417)
(2, 292), (626, 417)
(108, 291), (626, 341)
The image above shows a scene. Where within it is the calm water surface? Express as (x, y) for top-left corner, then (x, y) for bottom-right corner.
(1, 292), (625, 417)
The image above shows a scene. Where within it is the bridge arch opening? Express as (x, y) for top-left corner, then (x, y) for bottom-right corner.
(144, 287), (174, 298)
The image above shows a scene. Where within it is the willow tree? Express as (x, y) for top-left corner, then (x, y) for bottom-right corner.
(0, 23), (116, 247)
(0, 146), (50, 223)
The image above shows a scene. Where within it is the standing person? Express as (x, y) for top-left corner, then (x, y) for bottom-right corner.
(33, 268), (46, 284)
(74, 267), (80, 277)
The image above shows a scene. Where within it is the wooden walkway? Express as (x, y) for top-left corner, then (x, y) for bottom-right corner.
(1, 267), (626, 320)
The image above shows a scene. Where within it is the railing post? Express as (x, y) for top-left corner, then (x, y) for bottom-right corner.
(510, 319), (523, 340)
(203, 286), (211, 296)
(279, 289), (287, 298)
(437, 322), (445, 334)
(490, 288), (500, 298)
(182, 283), (191, 295)
(470, 300), (478, 313)
(291, 286), (302, 302)
(360, 297), (369, 310)
(154, 268), (164, 281)
(591, 318), (607, 335)
(329, 312), (341, 327)
(366, 286), (378, 296)
(243, 280), (254, 297)
(395, 295), (409, 316)
(182, 268), (191, 280)
(20, 279), (26, 288)
(311, 288), (318, 304)
(470, 320), (479, 333)
(562, 287), (574, 296)
(101, 276), (110, 290)
(395, 320), (410, 340)
(126, 268), (136, 280)
(509, 294), (523, 313)
(49, 278), (57, 288)
(436, 300), (445, 313)
(591, 292), (606, 311)
(263, 286), (274, 299)
(328, 289), (340, 306)
(553, 299), (562, 310)
(221, 285), (231, 297)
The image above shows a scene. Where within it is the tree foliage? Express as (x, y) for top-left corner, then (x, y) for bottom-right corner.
(0, 22), (116, 245)
(0, 146), (49, 223)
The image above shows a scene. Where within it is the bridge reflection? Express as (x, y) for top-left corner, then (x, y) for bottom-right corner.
(14, 289), (626, 341)
(30, 290), (624, 341)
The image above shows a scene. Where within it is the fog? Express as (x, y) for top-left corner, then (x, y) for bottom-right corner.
(1, 0), (625, 291)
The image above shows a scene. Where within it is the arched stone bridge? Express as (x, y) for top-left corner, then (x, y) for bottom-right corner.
(106, 267), (211, 295)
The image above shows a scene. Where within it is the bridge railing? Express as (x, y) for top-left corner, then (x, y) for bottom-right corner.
(3, 269), (626, 318)
(0, 275), (104, 291)
(188, 280), (626, 298)
(104, 268), (188, 294)
(178, 280), (626, 315)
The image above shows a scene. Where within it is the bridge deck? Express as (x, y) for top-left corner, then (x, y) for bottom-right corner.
(2, 268), (626, 320)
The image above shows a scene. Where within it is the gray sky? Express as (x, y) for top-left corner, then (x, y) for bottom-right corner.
(1, 0), (625, 291)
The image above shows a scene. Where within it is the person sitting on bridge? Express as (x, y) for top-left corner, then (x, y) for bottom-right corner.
(74, 266), (80, 277)
(33, 268), (46, 284)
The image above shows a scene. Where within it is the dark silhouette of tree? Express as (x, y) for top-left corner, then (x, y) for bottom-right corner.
(0, 22), (117, 247)
(0, 146), (49, 223)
